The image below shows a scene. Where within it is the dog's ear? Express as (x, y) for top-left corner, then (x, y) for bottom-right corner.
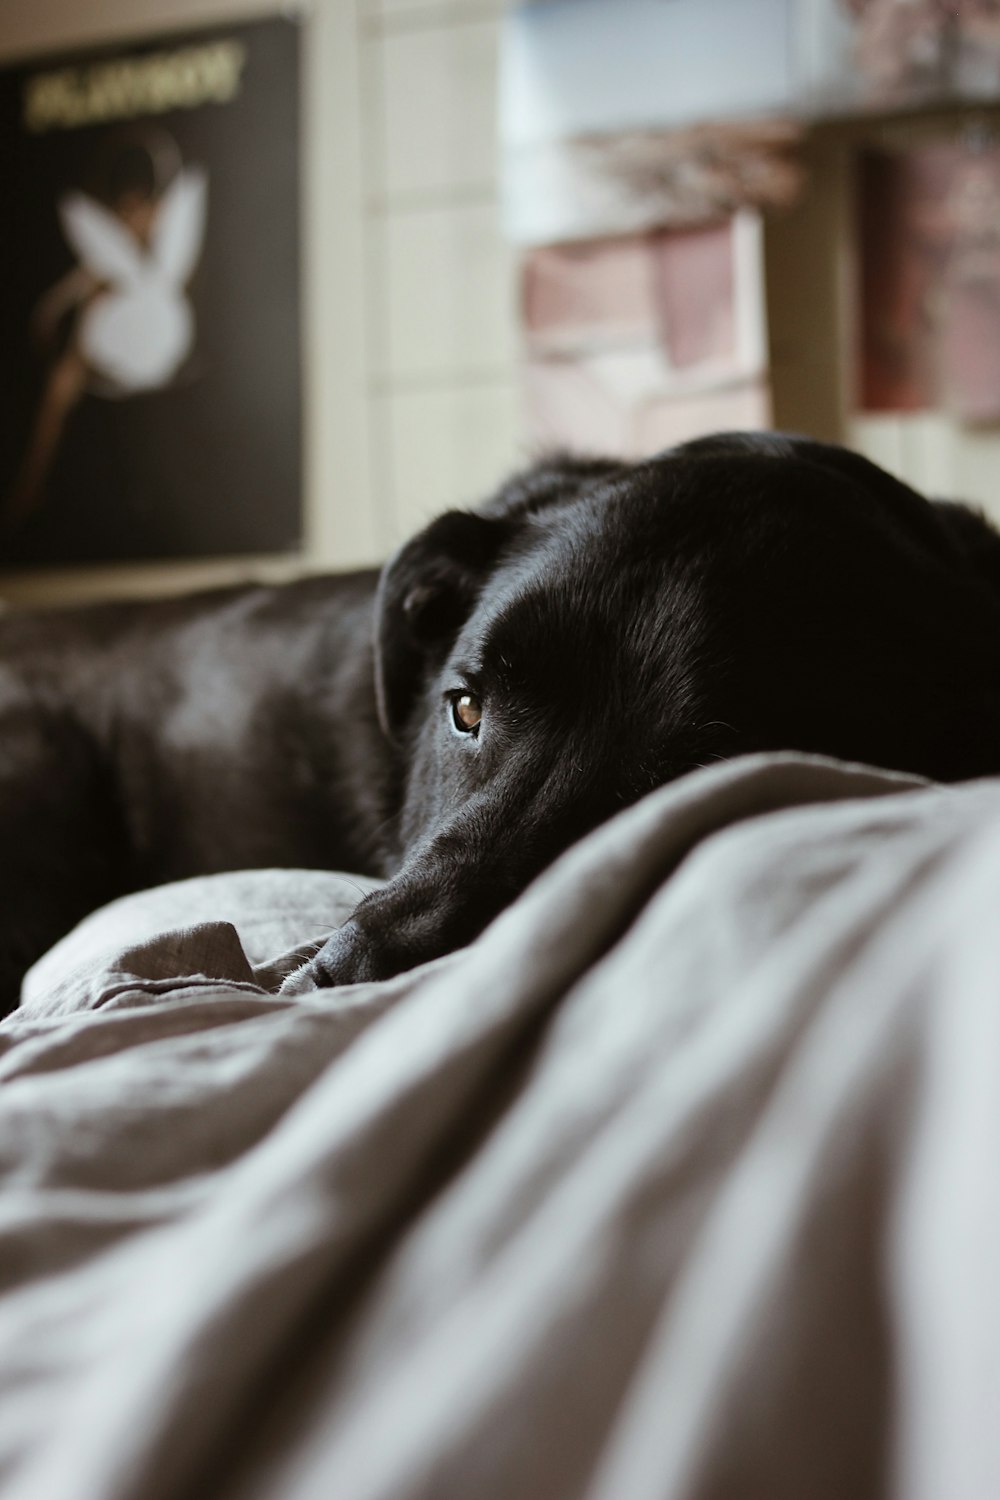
(374, 509), (511, 741)
(758, 434), (1000, 572)
(676, 429), (968, 562)
(374, 453), (622, 740)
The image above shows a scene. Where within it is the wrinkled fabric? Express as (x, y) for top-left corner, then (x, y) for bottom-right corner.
(0, 752), (997, 1500)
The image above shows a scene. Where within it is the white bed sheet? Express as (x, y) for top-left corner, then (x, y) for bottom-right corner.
(1, 752), (997, 1500)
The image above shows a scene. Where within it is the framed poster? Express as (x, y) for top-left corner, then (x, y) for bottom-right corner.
(0, 16), (302, 568)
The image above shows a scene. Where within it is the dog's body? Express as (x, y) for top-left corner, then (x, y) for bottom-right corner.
(3, 432), (1000, 1015)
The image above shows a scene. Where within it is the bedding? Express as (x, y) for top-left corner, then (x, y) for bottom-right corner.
(1, 750), (998, 1499)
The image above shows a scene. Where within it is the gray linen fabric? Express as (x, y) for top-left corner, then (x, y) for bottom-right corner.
(0, 752), (996, 1500)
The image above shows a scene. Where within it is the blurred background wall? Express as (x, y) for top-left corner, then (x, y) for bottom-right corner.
(3, 0), (1000, 606)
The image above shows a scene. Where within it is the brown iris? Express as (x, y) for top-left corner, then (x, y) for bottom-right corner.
(451, 692), (482, 734)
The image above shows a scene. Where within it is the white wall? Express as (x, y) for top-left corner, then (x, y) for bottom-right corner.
(362, 0), (522, 544)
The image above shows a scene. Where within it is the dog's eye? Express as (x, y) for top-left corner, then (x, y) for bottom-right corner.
(449, 692), (482, 735)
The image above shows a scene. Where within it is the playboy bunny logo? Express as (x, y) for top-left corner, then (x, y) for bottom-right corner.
(59, 166), (207, 394)
(4, 129), (208, 531)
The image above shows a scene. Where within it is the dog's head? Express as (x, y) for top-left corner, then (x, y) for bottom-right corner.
(296, 432), (1000, 988)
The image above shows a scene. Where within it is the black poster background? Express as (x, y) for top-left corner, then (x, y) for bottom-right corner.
(0, 16), (302, 567)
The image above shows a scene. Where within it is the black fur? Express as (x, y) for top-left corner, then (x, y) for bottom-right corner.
(2, 432), (999, 1012)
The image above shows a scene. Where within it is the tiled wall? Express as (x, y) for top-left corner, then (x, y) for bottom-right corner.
(360, 0), (523, 547)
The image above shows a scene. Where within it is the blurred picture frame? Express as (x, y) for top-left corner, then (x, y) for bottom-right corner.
(0, 15), (302, 569)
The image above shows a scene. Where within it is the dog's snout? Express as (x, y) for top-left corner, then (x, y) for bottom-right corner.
(283, 918), (387, 992)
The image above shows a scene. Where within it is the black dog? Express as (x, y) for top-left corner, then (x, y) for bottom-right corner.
(2, 431), (1000, 1015)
